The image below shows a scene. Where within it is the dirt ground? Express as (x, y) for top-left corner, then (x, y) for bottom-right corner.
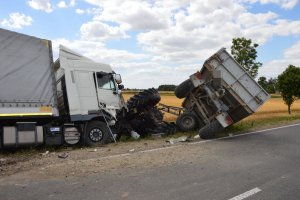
(0, 120), (300, 184)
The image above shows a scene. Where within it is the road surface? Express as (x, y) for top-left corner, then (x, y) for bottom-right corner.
(1, 124), (300, 200)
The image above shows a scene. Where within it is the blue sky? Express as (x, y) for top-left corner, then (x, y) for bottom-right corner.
(1, 0), (300, 88)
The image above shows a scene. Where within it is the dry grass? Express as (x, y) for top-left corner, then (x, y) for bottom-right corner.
(122, 92), (300, 123)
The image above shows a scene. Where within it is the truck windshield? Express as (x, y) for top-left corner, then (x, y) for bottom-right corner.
(96, 73), (116, 90)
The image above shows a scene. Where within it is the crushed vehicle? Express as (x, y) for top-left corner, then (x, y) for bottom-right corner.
(0, 28), (170, 148)
(173, 48), (270, 139)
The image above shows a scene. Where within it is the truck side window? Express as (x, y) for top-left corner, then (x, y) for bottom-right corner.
(96, 73), (116, 90)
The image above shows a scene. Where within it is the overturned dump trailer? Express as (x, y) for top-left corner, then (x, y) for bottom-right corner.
(175, 48), (270, 139)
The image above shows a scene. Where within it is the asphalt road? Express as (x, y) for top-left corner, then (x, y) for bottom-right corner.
(1, 124), (300, 200)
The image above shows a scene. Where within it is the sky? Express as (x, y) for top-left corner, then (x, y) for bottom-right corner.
(0, 0), (300, 89)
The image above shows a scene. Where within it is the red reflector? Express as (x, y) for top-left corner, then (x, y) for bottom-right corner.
(225, 115), (233, 125)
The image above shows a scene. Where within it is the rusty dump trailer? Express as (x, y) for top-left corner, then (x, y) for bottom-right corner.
(175, 48), (270, 139)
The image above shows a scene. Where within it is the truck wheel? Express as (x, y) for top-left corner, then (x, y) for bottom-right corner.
(85, 121), (109, 146)
(176, 112), (198, 132)
(199, 120), (223, 139)
(175, 79), (194, 99)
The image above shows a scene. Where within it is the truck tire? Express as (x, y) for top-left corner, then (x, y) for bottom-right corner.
(199, 120), (223, 139)
(85, 121), (109, 146)
(175, 79), (194, 99)
(127, 88), (161, 110)
(176, 112), (198, 132)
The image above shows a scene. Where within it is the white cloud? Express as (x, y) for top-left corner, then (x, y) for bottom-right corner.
(1, 13), (33, 29)
(69, 0), (76, 7)
(76, 9), (85, 15)
(52, 38), (147, 63)
(28, 0), (53, 13)
(76, 0), (300, 88)
(80, 21), (128, 41)
(57, 1), (67, 8)
(258, 41), (300, 78)
(242, 0), (299, 9)
(58, 0), (76, 8)
(85, 0), (185, 31)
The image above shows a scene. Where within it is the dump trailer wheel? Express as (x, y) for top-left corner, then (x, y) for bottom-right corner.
(176, 112), (199, 132)
(199, 120), (223, 139)
(85, 121), (110, 146)
(175, 79), (194, 99)
(127, 88), (161, 110)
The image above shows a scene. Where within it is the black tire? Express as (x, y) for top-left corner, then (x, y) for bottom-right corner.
(176, 112), (199, 132)
(127, 88), (161, 110)
(175, 79), (194, 99)
(199, 120), (223, 139)
(85, 121), (110, 146)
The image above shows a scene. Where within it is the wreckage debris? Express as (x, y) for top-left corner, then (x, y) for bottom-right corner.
(58, 153), (69, 159)
(118, 88), (177, 139)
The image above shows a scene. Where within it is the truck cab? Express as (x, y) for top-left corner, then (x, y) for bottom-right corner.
(53, 45), (126, 146)
(55, 45), (125, 122)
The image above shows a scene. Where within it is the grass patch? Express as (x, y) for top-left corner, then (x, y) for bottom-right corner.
(222, 112), (300, 136)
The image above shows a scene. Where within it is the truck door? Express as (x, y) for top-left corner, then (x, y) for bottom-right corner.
(95, 72), (121, 110)
(74, 70), (99, 114)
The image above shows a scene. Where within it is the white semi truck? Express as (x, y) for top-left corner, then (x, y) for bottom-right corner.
(0, 28), (129, 148)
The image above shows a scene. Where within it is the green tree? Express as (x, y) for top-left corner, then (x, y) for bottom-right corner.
(258, 76), (277, 94)
(231, 37), (262, 78)
(277, 65), (300, 114)
(266, 77), (277, 94)
(258, 76), (268, 91)
(158, 84), (177, 91)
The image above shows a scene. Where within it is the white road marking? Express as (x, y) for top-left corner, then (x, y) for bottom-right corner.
(189, 123), (300, 145)
(228, 187), (262, 200)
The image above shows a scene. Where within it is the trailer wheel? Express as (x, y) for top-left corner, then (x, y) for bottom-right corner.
(199, 120), (223, 139)
(85, 121), (109, 146)
(176, 112), (198, 132)
(127, 88), (161, 110)
(175, 79), (194, 99)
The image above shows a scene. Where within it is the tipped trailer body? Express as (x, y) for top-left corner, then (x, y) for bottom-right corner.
(0, 28), (124, 148)
(175, 48), (270, 138)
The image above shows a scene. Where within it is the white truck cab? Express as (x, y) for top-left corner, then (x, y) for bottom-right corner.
(55, 45), (125, 123)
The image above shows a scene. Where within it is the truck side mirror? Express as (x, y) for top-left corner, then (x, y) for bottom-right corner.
(118, 84), (124, 90)
(114, 74), (122, 84)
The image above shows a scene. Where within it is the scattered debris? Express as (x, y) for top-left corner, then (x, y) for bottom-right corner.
(151, 133), (162, 139)
(130, 131), (140, 139)
(194, 135), (200, 139)
(0, 158), (7, 166)
(58, 153), (69, 159)
(128, 149), (135, 153)
(40, 151), (49, 156)
(166, 136), (188, 145)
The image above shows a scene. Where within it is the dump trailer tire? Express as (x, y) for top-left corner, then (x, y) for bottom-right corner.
(85, 121), (110, 146)
(175, 79), (194, 99)
(199, 120), (223, 139)
(127, 88), (161, 110)
(176, 112), (199, 132)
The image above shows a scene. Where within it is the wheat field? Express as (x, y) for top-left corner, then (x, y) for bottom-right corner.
(122, 93), (300, 122)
